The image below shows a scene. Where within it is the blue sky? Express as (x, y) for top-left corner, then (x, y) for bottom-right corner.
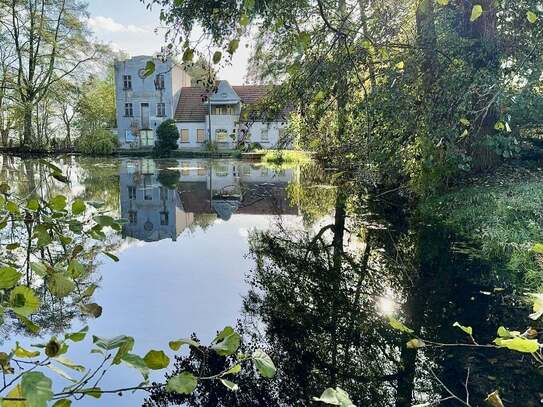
(86, 0), (250, 84)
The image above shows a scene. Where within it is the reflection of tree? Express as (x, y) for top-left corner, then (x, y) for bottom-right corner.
(0, 156), (122, 341)
(286, 162), (337, 226)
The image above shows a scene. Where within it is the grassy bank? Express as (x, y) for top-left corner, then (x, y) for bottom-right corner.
(260, 149), (311, 165)
(419, 165), (543, 289)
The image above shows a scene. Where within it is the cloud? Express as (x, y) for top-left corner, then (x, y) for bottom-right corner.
(87, 16), (149, 34)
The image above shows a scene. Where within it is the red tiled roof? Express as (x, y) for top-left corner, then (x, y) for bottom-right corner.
(174, 85), (274, 122)
(174, 87), (209, 122)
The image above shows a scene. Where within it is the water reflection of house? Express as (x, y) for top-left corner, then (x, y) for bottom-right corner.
(120, 160), (194, 242)
(119, 159), (299, 242)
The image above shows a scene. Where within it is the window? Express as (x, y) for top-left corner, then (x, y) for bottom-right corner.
(278, 127), (287, 143)
(124, 103), (133, 117)
(180, 129), (189, 143)
(212, 105), (234, 115)
(143, 174), (153, 200)
(261, 127), (269, 142)
(128, 210), (137, 224)
(215, 164), (228, 177)
(180, 162), (190, 176)
(128, 186), (136, 200)
(160, 187), (168, 200)
(242, 165), (251, 176)
(215, 129), (228, 142)
(156, 102), (166, 117)
(123, 75), (132, 90)
(197, 166), (207, 176)
(155, 74), (165, 90)
(197, 128), (206, 143)
(160, 211), (169, 225)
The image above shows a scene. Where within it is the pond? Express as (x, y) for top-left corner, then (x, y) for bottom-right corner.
(0, 155), (540, 406)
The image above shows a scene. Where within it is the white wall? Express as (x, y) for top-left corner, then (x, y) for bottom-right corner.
(175, 122), (207, 149)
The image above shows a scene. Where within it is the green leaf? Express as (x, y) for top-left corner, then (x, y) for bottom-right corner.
(453, 322), (473, 336)
(81, 387), (102, 398)
(6, 201), (19, 214)
(71, 199), (86, 215)
(94, 215), (114, 227)
(0, 267), (21, 289)
(436, 0), (449, 5)
(493, 337), (539, 353)
(45, 338), (62, 358)
(211, 326), (241, 356)
(470, 4), (483, 22)
(52, 399), (72, 407)
(21, 372), (53, 407)
(68, 259), (85, 278)
(27, 198), (39, 211)
(227, 39), (240, 54)
(166, 372), (198, 395)
(81, 284), (98, 298)
(222, 363), (241, 376)
(103, 252), (119, 262)
(496, 326), (520, 339)
(313, 387), (355, 406)
(532, 243), (543, 254)
(169, 338), (200, 351)
(252, 349), (276, 378)
(92, 335), (134, 365)
(297, 32), (311, 50)
(143, 350), (170, 370)
(65, 326), (89, 342)
(388, 317), (414, 334)
(47, 364), (76, 382)
(54, 355), (85, 372)
(48, 273), (75, 298)
(212, 51), (222, 64)
(10, 286), (40, 317)
(14, 342), (40, 358)
(15, 314), (40, 334)
(240, 14), (249, 26)
(527, 10), (538, 23)
(121, 353), (149, 380)
(142, 61), (155, 78)
(395, 61), (405, 70)
(219, 379), (239, 391)
(182, 48), (194, 63)
(460, 118), (470, 126)
(80, 303), (102, 318)
(49, 195), (67, 211)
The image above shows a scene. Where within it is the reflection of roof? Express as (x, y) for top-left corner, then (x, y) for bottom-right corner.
(178, 182), (297, 217)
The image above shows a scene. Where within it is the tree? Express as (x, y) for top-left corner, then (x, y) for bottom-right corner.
(154, 119), (180, 155)
(0, 0), (104, 147)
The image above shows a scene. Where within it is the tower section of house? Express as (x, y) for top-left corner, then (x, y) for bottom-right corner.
(174, 80), (291, 149)
(114, 55), (191, 148)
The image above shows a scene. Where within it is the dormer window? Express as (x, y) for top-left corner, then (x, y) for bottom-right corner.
(123, 75), (132, 90)
(155, 74), (165, 90)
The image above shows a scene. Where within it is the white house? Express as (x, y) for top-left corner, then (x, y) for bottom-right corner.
(114, 55), (291, 150)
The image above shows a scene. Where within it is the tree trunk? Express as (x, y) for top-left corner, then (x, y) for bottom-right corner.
(23, 104), (33, 147)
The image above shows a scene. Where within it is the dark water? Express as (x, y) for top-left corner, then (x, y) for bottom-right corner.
(0, 155), (539, 406)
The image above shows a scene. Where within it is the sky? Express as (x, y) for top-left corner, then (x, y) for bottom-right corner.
(86, 0), (251, 84)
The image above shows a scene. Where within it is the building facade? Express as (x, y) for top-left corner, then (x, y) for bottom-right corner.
(114, 56), (290, 150)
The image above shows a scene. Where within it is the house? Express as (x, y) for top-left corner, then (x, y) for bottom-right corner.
(114, 55), (290, 150)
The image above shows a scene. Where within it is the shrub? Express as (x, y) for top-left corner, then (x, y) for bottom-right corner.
(155, 119), (179, 155)
(76, 129), (118, 155)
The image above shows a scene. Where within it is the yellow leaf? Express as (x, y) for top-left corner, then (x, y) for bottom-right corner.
(470, 5), (483, 22)
(485, 390), (504, 407)
(3, 384), (27, 406)
(528, 293), (543, 320)
(494, 337), (539, 353)
(527, 10), (538, 24)
(453, 322), (473, 336)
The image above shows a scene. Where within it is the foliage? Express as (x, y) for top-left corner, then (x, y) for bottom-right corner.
(76, 129), (118, 156)
(154, 120), (180, 155)
(419, 168), (543, 289)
